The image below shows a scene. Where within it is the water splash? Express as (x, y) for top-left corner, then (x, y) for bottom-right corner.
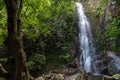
(76, 2), (95, 73)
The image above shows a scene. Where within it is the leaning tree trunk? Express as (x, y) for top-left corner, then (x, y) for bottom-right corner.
(4, 0), (30, 80)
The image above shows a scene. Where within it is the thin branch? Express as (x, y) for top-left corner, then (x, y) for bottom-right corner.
(0, 63), (8, 74)
(17, 0), (23, 17)
(17, 0), (24, 36)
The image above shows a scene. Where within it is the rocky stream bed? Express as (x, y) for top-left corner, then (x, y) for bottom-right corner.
(35, 72), (120, 80)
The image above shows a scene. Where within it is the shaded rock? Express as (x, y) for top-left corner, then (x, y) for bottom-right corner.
(107, 51), (120, 73)
(92, 52), (111, 75)
(91, 51), (120, 75)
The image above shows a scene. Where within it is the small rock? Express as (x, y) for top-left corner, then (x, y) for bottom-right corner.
(55, 74), (64, 80)
(35, 76), (45, 80)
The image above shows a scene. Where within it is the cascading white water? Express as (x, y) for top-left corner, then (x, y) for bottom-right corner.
(76, 2), (95, 73)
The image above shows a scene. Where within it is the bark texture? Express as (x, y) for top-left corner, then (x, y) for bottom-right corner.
(4, 0), (30, 80)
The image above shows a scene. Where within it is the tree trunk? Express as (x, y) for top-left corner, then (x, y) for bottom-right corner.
(4, 0), (30, 80)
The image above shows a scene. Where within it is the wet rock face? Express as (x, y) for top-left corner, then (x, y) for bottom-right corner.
(91, 51), (120, 75)
(80, 0), (102, 30)
(92, 53), (111, 75)
(107, 52), (120, 74)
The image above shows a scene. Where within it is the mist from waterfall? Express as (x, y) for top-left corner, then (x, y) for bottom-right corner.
(76, 2), (96, 73)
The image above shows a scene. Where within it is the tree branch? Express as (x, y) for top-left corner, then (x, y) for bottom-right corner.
(0, 63), (8, 74)
(17, 0), (24, 36)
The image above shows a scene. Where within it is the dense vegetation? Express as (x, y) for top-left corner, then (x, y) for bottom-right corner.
(0, 0), (120, 79)
(94, 0), (120, 52)
(0, 0), (75, 78)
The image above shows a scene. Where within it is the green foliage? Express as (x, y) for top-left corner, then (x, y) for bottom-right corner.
(46, 53), (70, 69)
(0, 0), (7, 45)
(27, 54), (46, 70)
(0, 0), (75, 75)
(23, 0), (75, 66)
(0, 58), (7, 64)
(115, 0), (120, 5)
(60, 53), (70, 62)
(93, 0), (120, 52)
(93, 0), (108, 17)
(105, 18), (120, 40)
(104, 17), (120, 51)
(22, 0), (75, 39)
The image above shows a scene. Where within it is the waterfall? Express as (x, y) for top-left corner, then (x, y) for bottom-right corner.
(76, 2), (96, 73)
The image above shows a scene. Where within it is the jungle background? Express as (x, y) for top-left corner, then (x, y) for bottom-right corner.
(0, 0), (120, 80)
